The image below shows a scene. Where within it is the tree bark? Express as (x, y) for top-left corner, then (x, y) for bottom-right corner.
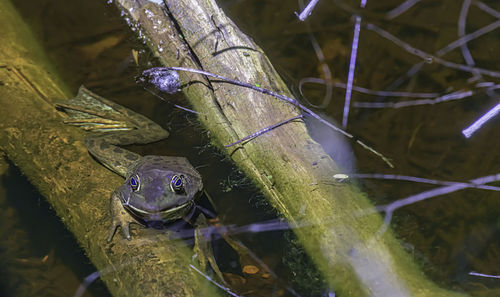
(112, 0), (468, 296)
(0, 0), (221, 296)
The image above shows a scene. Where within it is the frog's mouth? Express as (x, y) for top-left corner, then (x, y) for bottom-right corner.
(124, 200), (194, 222)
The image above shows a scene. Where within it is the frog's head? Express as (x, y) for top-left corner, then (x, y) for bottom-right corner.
(118, 156), (203, 222)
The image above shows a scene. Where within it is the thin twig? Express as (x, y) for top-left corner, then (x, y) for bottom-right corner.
(295, 0), (321, 21)
(458, 0), (481, 81)
(374, 172), (500, 235)
(225, 115), (303, 148)
(299, 77), (440, 98)
(298, 0), (334, 109)
(366, 21), (500, 84)
(342, 15), (362, 128)
(141, 67), (394, 167)
(469, 271), (500, 279)
(381, 19), (500, 95)
(386, 0), (421, 19)
(472, 0), (500, 19)
(349, 173), (500, 191)
(353, 90), (474, 109)
(142, 87), (202, 115)
(189, 264), (243, 297)
(462, 99), (500, 138)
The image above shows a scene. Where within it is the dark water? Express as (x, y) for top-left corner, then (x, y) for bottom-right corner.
(0, 159), (111, 297)
(4, 0), (500, 296)
(218, 0), (500, 295)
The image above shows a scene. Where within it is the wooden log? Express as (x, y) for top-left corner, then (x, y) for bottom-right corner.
(0, 0), (221, 296)
(111, 0), (468, 296)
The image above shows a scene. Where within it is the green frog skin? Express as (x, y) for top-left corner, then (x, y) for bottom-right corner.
(56, 86), (203, 242)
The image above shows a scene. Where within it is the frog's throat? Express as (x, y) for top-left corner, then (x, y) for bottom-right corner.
(124, 201), (194, 222)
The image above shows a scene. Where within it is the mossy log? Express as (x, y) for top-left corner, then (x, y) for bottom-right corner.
(111, 0), (469, 296)
(0, 0), (221, 296)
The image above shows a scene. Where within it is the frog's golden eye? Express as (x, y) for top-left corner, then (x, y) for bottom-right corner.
(130, 174), (140, 192)
(170, 175), (184, 192)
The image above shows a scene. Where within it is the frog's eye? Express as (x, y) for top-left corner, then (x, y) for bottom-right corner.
(129, 174), (140, 192)
(170, 175), (184, 192)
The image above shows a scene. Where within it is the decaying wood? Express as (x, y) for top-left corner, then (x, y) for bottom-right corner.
(112, 0), (468, 296)
(0, 1), (221, 296)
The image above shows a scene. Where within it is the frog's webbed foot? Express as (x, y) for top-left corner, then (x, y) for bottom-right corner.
(107, 192), (139, 242)
(193, 214), (226, 284)
(55, 86), (136, 132)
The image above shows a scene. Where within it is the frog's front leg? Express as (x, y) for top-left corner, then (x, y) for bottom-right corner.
(107, 191), (139, 242)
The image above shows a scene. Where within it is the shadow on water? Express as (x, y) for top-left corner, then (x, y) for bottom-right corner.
(0, 158), (111, 297)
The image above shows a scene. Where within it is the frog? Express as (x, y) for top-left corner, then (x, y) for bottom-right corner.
(56, 86), (224, 281)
